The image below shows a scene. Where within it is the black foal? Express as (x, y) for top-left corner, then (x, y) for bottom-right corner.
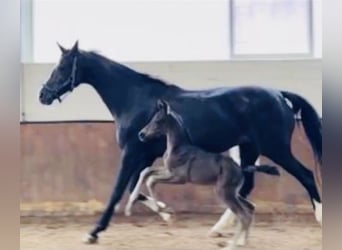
(125, 100), (280, 250)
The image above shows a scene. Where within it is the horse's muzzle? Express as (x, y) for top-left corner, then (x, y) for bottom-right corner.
(138, 131), (146, 142)
(39, 88), (54, 105)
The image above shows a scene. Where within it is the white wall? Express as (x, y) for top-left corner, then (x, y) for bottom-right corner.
(21, 59), (322, 122)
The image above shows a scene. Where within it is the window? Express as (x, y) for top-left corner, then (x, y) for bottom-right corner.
(230, 0), (315, 58)
(32, 0), (229, 63)
(22, 0), (322, 62)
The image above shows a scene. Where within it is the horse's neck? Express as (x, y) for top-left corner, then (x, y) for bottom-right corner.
(81, 53), (169, 122)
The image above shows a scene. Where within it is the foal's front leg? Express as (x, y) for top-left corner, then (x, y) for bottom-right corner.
(125, 166), (165, 216)
(145, 168), (173, 210)
(145, 170), (186, 214)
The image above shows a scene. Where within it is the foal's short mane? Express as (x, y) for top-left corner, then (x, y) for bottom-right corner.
(168, 110), (194, 144)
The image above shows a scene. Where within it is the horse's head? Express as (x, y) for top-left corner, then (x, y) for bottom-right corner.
(39, 41), (82, 105)
(138, 100), (171, 142)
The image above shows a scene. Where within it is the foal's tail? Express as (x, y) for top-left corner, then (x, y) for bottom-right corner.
(281, 91), (322, 165)
(243, 165), (280, 176)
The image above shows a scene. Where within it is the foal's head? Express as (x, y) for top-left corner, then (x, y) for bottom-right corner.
(39, 41), (83, 105)
(138, 100), (177, 142)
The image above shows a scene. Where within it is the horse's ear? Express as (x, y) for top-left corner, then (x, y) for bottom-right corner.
(57, 42), (67, 54)
(70, 40), (79, 54)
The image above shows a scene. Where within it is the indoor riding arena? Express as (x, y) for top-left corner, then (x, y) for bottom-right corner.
(21, 1), (322, 250)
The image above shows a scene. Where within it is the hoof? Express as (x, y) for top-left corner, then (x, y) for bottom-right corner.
(124, 206), (132, 217)
(228, 237), (247, 246)
(156, 200), (167, 208)
(208, 230), (224, 238)
(216, 241), (227, 247)
(161, 206), (175, 214)
(313, 200), (322, 226)
(160, 212), (173, 222)
(83, 233), (98, 244)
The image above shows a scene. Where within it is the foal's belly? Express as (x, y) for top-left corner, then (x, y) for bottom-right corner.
(187, 157), (220, 184)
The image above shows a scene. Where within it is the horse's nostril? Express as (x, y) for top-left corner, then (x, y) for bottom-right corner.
(138, 132), (146, 141)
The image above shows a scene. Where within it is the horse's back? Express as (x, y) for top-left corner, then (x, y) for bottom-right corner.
(166, 85), (288, 152)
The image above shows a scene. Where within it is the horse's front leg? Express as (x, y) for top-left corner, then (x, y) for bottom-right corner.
(83, 146), (146, 244)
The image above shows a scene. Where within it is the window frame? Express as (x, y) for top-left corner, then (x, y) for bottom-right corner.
(229, 0), (315, 60)
(21, 0), (34, 63)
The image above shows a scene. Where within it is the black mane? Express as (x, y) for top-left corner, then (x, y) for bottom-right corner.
(85, 50), (177, 89)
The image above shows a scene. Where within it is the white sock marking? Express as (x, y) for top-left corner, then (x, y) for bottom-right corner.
(229, 145), (260, 165)
(140, 196), (172, 222)
(125, 167), (152, 216)
(209, 209), (235, 236)
(229, 146), (241, 165)
(313, 199), (322, 226)
(228, 231), (247, 246)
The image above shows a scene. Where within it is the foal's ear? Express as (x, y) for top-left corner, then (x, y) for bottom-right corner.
(165, 101), (172, 114)
(157, 99), (168, 111)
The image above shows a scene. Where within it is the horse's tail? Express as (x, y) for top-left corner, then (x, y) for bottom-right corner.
(281, 91), (322, 165)
(243, 165), (280, 176)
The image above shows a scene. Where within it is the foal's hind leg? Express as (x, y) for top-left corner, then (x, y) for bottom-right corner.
(209, 144), (259, 237)
(222, 194), (253, 250)
(236, 196), (255, 243)
(208, 208), (235, 238)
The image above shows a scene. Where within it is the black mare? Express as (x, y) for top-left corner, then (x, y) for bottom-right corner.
(39, 42), (322, 243)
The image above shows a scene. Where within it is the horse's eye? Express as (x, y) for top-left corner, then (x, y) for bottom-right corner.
(59, 65), (67, 72)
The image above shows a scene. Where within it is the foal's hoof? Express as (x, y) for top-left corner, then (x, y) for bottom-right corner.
(82, 233), (98, 244)
(124, 206), (132, 217)
(160, 212), (173, 223)
(228, 237), (247, 246)
(161, 206), (175, 214)
(207, 230), (224, 238)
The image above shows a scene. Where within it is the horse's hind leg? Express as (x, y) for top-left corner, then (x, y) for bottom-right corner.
(239, 142), (259, 198)
(265, 147), (322, 225)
